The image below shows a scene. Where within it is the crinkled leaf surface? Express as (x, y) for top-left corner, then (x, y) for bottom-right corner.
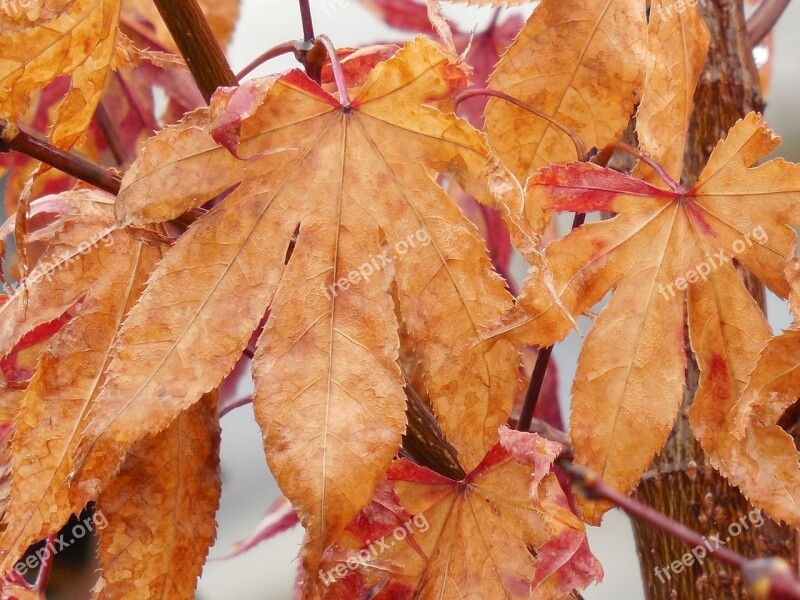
(0, 193), (160, 572)
(485, 0), (646, 183)
(0, 0), (121, 148)
(94, 394), (221, 600)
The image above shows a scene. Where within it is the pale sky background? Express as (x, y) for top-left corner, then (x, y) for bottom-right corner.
(195, 1), (800, 599)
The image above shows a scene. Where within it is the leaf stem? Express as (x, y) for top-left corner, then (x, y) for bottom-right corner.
(316, 35), (351, 108)
(237, 41), (300, 81)
(516, 211), (585, 432)
(0, 121), (121, 195)
(601, 141), (686, 193)
(152, 0), (237, 103)
(454, 88), (590, 162)
(299, 0), (316, 42)
(747, 0), (791, 46)
(218, 394), (254, 418)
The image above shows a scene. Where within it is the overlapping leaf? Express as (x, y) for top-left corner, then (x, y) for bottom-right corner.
(72, 38), (522, 569)
(485, 0), (647, 183)
(632, 0), (709, 185)
(311, 428), (601, 599)
(492, 113), (800, 522)
(0, 0), (121, 148)
(93, 394), (221, 599)
(0, 191), (163, 573)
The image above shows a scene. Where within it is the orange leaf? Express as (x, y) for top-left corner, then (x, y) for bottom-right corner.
(313, 429), (601, 598)
(73, 38), (521, 570)
(0, 192), (160, 572)
(0, 0), (121, 148)
(493, 113), (800, 522)
(485, 0), (646, 183)
(94, 394), (221, 599)
(633, 0), (709, 184)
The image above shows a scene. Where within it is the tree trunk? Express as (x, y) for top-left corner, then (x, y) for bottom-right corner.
(632, 1), (799, 598)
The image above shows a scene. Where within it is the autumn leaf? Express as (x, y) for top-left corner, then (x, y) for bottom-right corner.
(484, 0), (647, 183)
(0, 0), (121, 149)
(71, 37), (522, 571)
(312, 428), (601, 599)
(492, 113), (800, 523)
(699, 326), (800, 526)
(632, 0), (709, 185)
(0, 191), (162, 573)
(94, 394), (221, 600)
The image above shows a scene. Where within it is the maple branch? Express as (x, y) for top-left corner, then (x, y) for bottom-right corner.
(558, 459), (800, 600)
(237, 41), (300, 81)
(298, 0), (316, 42)
(403, 379), (466, 481)
(516, 212), (586, 432)
(453, 89), (590, 162)
(317, 35), (351, 107)
(600, 141), (685, 193)
(94, 101), (132, 165)
(747, 0), (791, 46)
(0, 121), (121, 195)
(152, 0), (237, 103)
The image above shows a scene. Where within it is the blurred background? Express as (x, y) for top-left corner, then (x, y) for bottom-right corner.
(191, 1), (800, 599)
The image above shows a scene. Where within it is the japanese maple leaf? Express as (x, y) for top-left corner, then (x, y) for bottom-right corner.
(492, 113), (800, 523)
(0, 191), (166, 572)
(311, 427), (601, 599)
(484, 0), (647, 183)
(71, 37), (523, 567)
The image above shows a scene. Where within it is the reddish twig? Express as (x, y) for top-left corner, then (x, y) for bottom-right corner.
(599, 141), (685, 193)
(237, 41), (300, 81)
(152, 0), (237, 102)
(218, 394), (254, 418)
(747, 0), (791, 46)
(558, 458), (800, 600)
(34, 533), (57, 593)
(94, 100), (133, 165)
(454, 88), (590, 162)
(516, 211), (586, 432)
(0, 121), (121, 195)
(299, 0), (315, 42)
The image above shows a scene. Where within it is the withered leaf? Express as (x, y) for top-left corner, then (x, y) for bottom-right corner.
(0, 191), (160, 572)
(74, 38), (521, 569)
(0, 0), (121, 148)
(485, 0), (646, 183)
(94, 394), (221, 600)
(493, 113), (800, 522)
